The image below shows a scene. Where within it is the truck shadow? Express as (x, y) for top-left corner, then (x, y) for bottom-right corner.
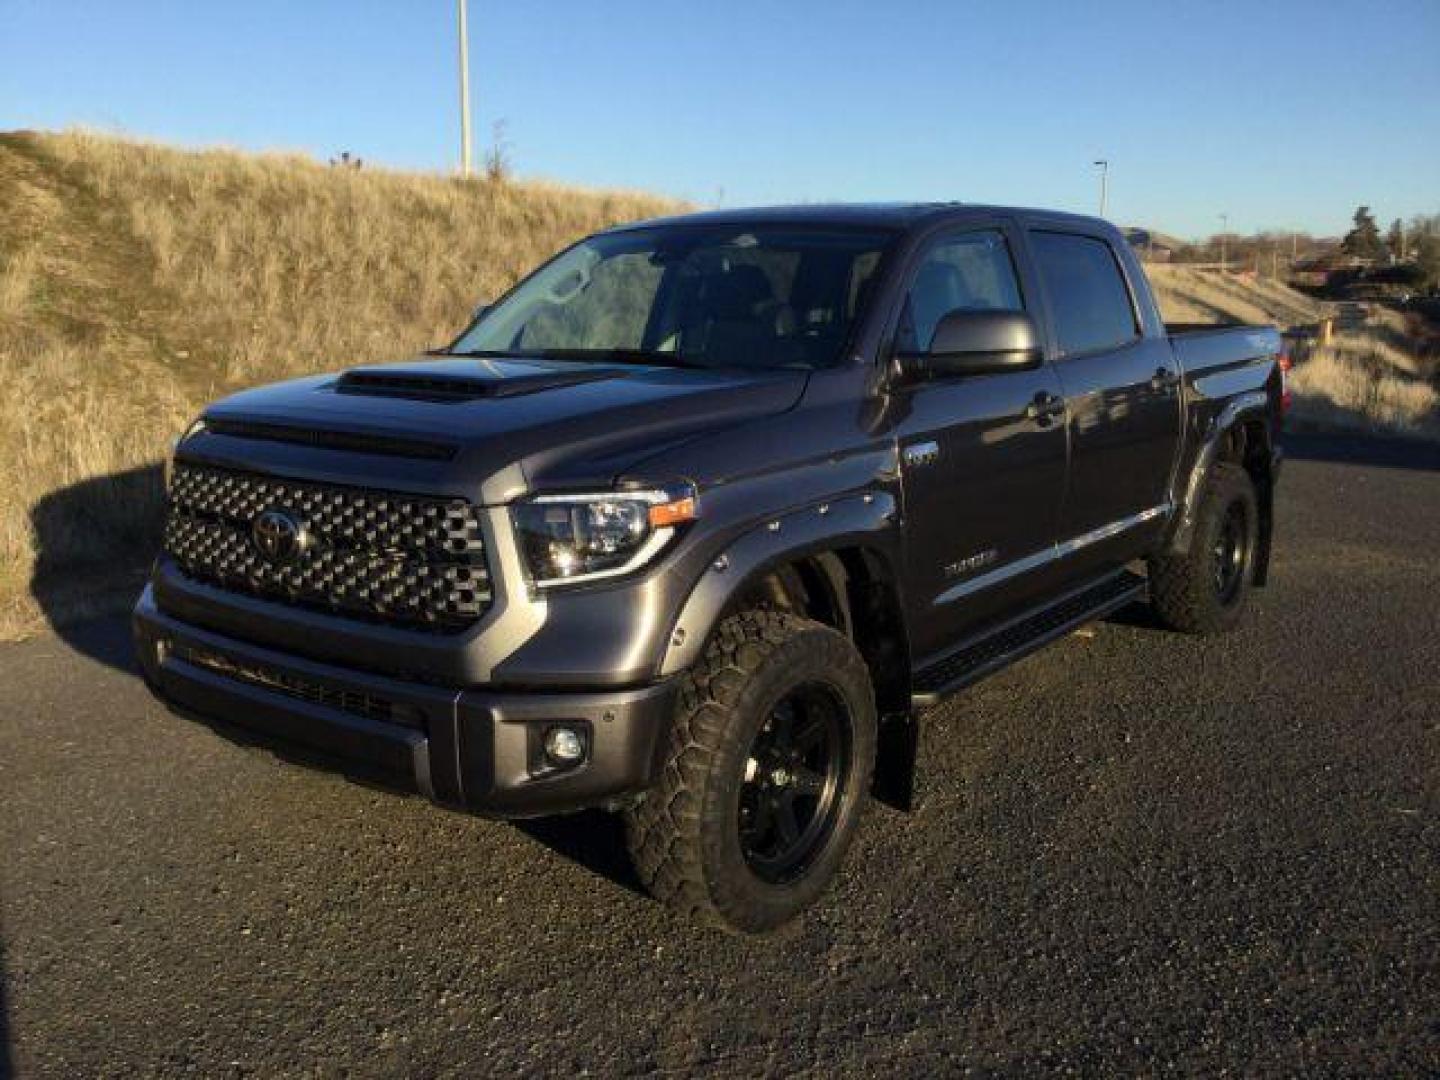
(1284, 432), (1440, 472)
(27, 463), (162, 674)
(1, 933), (14, 1080)
(511, 813), (646, 897)
(1102, 600), (1166, 632)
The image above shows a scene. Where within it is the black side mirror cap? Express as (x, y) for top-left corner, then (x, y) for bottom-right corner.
(473, 303), (491, 322)
(897, 309), (1043, 380)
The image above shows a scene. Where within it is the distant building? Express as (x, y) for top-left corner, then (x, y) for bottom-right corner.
(1122, 227), (1173, 263)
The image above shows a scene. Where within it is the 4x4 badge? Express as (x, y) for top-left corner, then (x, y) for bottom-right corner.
(252, 508), (308, 564)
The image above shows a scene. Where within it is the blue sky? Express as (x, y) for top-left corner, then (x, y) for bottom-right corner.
(2, 0), (1437, 238)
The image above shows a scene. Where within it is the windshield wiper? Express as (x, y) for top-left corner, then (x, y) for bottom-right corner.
(440, 348), (703, 369)
(562, 348), (703, 369)
(432, 348), (527, 359)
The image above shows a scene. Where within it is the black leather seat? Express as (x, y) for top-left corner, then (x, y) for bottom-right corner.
(692, 264), (792, 367)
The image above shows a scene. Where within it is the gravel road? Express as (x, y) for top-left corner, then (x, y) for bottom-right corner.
(1, 435), (1436, 1076)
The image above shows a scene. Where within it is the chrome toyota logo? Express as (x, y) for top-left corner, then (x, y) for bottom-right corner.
(252, 508), (307, 563)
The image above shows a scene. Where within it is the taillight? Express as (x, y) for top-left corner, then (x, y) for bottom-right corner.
(1278, 352), (1293, 413)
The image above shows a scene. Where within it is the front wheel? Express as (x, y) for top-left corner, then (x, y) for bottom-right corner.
(624, 610), (877, 933)
(1148, 462), (1259, 634)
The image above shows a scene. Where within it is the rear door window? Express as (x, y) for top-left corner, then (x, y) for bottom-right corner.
(1029, 231), (1138, 356)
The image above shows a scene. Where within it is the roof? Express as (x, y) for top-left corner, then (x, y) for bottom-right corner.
(606, 202), (1112, 235)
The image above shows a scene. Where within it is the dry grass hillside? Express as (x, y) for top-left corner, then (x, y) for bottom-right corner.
(1284, 306), (1439, 440)
(1146, 265), (1327, 328)
(0, 129), (684, 636)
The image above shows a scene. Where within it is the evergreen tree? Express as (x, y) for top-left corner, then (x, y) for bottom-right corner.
(1386, 218), (1406, 262)
(1341, 206), (1384, 261)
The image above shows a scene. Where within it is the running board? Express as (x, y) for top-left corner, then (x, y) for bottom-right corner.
(911, 570), (1146, 707)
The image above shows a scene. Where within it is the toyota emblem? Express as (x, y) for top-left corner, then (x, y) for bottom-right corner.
(252, 508), (308, 563)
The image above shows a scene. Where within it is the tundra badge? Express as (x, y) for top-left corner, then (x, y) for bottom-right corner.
(904, 440), (940, 467)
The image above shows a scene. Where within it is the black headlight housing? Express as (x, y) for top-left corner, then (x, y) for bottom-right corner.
(510, 484), (697, 587)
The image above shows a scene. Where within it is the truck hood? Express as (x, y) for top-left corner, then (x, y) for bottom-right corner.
(200, 356), (808, 496)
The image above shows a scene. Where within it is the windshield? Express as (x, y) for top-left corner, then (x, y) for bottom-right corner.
(449, 225), (895, 370)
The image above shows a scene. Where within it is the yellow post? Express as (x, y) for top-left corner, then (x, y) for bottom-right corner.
(1317, 318), (1333, 346)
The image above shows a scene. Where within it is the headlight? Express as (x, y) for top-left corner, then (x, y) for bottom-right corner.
(164, 417), (207, 492)
(510, 485), (697, 587)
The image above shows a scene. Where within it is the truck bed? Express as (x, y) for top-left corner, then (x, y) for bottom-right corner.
(1167, 321), (1283, 376)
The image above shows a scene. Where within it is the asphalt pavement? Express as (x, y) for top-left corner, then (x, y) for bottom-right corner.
(1, 435), (1437, 1076)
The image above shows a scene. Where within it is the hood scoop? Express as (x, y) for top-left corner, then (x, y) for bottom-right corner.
(336, 364), (619, 402)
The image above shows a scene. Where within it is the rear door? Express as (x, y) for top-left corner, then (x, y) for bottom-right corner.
(1023, 226), (1182, 574)
(889, 223), (1070, 662)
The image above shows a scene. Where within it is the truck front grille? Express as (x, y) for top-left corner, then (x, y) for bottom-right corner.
(174, 642), (424, 729)
(163, 463), (492, 631)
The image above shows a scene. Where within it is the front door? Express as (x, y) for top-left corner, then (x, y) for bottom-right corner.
(890, 226), (1070, 663)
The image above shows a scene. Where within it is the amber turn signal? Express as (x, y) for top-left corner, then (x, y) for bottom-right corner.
(648, 496), (697, 528)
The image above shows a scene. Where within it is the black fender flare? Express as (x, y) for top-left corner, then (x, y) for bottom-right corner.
(1167, 390), (1271, 555)
(658, 489), (901, 678)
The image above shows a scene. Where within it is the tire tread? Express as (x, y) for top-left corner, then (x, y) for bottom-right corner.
(624, 610), (872, 930)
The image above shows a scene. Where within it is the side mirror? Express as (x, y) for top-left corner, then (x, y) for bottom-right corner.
(472, 303), (491, 322)
(897, 309), (1043, 380)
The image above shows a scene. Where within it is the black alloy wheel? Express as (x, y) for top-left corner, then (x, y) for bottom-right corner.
(738, 682), (851, 884)
(1213, 501), (1249, 605)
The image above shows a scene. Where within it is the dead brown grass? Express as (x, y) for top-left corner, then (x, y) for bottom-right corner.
(1288, 322), (1440, 440)
(1146, 264), (1328, 329)
(1147, 265), (1439, 442)
(0, 129), (684, 636)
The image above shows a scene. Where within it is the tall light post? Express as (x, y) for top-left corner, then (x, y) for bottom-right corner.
(1093, 159), (1109, 218)
(457, 0), (473, 177)
(1219, 212), (1229, 272)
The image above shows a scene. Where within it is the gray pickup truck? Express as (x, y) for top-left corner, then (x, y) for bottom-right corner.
(135, 203), (1287, 932)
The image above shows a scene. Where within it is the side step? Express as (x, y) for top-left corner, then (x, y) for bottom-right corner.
(911, 570), (1146, 707)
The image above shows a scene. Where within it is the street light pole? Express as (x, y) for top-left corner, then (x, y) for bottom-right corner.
(1093, 159), (1108, 218)
(458, 0), (473, 177)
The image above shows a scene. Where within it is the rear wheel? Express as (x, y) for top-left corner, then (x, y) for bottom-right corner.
(624, 610), (876, 933)
(1149, 462), (1258, 634)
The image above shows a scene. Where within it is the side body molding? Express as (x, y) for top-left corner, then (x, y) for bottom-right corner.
(658, 490), (900, 678)
(1166, 390), (1270, 554)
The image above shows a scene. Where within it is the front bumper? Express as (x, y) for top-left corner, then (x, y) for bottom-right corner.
(132, 586), (676, 816)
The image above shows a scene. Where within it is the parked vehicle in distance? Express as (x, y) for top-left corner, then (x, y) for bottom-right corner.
(135, 203), (1287, 932)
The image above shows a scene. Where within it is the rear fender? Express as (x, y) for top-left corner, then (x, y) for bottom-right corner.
(1167, 390), (1276, 583)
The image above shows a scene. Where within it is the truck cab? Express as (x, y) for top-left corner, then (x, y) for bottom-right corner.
(135, 203), (1285, 932)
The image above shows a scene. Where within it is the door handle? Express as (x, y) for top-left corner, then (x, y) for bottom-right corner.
(1024, 391), (1066, 426)
(1150, 366), (1181, 391)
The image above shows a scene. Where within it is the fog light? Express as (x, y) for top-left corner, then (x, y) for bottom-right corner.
(543, 726), (585, 766)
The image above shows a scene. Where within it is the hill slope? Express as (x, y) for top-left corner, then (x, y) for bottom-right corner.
(1145, 264), (1326, 328)
(0, 129), (684, 635)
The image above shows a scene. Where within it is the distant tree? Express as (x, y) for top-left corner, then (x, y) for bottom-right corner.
(484, 120), (512, 183)
(1413, 231), (1440, 291)
(1386, 218), (1406, 262)
(1341, 206), (1384, 262)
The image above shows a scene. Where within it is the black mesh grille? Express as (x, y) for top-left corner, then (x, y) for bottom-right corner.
(164, 463), (492, 631)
